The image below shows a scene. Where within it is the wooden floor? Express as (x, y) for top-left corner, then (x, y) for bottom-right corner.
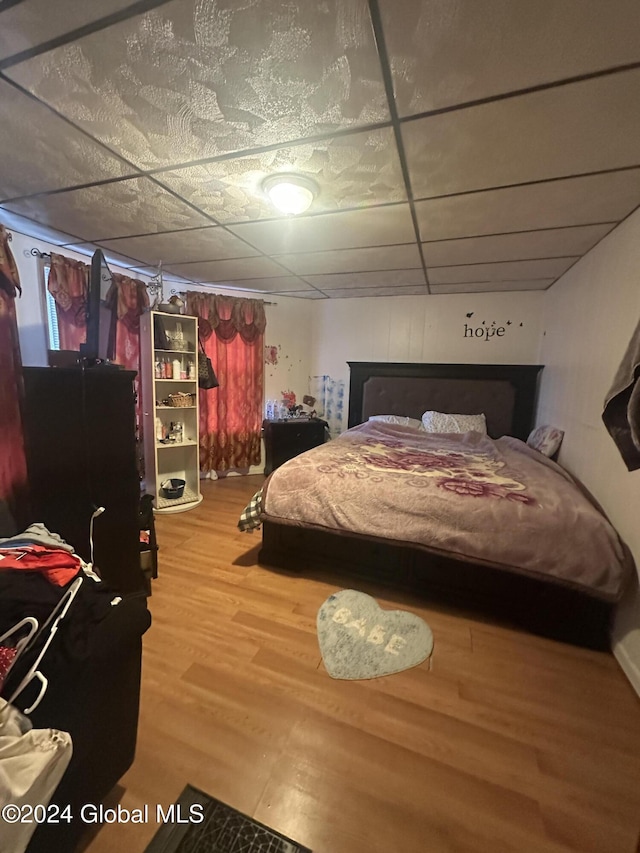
(83, 475), (640, 853)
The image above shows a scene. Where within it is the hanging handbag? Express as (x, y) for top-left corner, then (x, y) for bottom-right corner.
(197, 340), (219, 389)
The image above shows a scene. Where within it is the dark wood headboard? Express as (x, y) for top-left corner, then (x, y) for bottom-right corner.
(347, 362), (543, 441)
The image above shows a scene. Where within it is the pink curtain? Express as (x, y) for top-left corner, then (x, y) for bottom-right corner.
(106, 273), (149, 372)
(47, 253), (89, 351)
(106, 273), (149, 474)
(47, 257), (149, 472)
(0, 225), (29, 529)
(186, 292), (265, 476)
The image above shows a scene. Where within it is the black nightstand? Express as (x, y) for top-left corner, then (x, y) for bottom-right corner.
(262, 418), (328, 475)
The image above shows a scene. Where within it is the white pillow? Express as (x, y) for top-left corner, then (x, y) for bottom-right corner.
(369, 415), (424, 430)
(421, 411), (487, 434)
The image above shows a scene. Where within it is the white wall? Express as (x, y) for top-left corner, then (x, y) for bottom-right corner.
(256, 299), (314, 414)
(310, 290), (544, 407)
(537, 208), (640, 692)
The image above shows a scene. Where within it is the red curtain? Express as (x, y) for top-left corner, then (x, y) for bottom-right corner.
(0, 225), (29, 530)
(47, 255), (149, 473)
(47, 253), (89, 351)
(47, 257), (149, 370)
(106, 273), (149, 474)
(186, 292), (265, 476)
(106, 272), (149, 372)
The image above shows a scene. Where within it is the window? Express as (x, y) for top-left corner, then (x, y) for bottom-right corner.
(42, 263), (61, 351)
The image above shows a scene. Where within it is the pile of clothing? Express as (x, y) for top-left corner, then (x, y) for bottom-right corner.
(0, 524), (119, 695)
(0, 524), (151, 853)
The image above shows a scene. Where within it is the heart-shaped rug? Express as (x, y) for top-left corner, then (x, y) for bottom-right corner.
(317, 589), (434, 680)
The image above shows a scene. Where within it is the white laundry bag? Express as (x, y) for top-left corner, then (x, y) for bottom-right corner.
(0, 697), (72, 853)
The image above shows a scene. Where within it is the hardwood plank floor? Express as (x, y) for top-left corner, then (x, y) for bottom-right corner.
(83, 475), (640, 853)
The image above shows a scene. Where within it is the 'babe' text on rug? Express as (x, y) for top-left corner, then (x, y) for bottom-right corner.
(317, 589), (434, 680)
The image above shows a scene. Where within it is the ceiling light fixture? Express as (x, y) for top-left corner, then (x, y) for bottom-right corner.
(262, 174), (319, 215)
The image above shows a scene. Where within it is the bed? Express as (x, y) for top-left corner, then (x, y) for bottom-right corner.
(257, 362), (632, 649)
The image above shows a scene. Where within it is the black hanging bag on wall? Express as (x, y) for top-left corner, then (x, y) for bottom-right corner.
(198, 340), (219, 389)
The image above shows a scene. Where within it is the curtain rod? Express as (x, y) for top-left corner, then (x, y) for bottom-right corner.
(171, 288), (277, 305)
(25, 248), (51, 259)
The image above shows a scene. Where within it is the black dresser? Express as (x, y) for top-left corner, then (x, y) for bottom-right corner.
(262, 418), (328, 475)
(21, 366), (145, 594)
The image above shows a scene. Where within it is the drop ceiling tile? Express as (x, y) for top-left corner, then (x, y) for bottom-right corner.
(157, 128), (405, 223)
(0, 79), (135, 200)
(3, 177), (212, 242)
(275, 244), (422, 275)
(380, 0), (640, 116)
(189, 276), (314, 293)
(428, 257), (576, 285)
(403, 69), (640, 198)
(413, 170), (640, 241)
(62, 242), (142, 269)
(325, 285), (428, 298)
(302, 269), (426, 290)
(0, 0), (136, 61)
(163, 256), (289, 282)
(0, 209), (78, 246)
(283, 290), (328, 299)
(431, 280), (553, 294)
(171, 276), (312, 294)
(422, 224), (614, 267)
(6, 0), (388, 170)
(230, 204), (415, 256)
(96, 225), (260, 267)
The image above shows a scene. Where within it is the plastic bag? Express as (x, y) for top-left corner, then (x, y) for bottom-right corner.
(0, 698), (72, 853)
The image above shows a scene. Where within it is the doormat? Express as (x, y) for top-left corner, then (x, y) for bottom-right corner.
(317, 589), (434, 679)
(143, 785), (311, 853)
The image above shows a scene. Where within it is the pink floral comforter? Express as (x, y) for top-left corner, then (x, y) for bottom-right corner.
(262, 420), (632, 600)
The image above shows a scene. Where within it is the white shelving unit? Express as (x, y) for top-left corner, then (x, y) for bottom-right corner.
(140, 310), (203, 514)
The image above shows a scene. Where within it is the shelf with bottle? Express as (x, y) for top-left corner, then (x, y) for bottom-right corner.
(154, 416), (196, 447)
(153, 353), (197, 381)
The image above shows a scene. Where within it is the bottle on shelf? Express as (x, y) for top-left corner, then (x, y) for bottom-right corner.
(172, 357), (181, 380)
